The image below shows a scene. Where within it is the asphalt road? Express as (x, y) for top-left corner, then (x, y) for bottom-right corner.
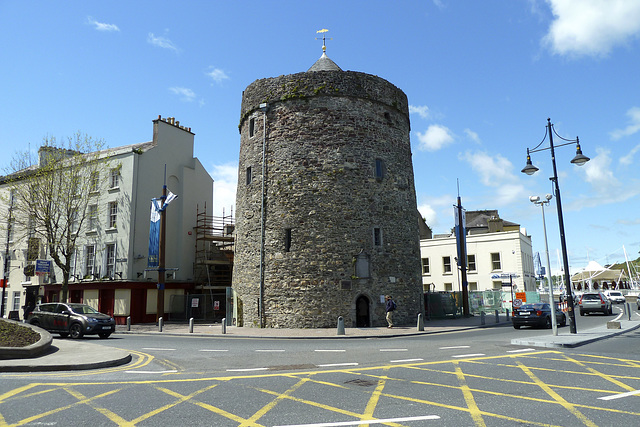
(1, 307), (638, 426)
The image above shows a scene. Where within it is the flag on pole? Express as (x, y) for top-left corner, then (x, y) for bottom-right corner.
(163, 191), (178, 210)
(147, 198), (162, 268)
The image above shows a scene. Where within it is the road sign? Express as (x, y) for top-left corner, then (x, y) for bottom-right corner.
(490, 273), (520, 280)
(513, 299), (522, 308)
(35, 260), (51, 276)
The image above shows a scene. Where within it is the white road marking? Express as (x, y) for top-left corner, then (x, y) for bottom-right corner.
(141, 348), (176, 351)
(507, 348), (536, 353)
(599, 389), (640, 400)
(226, 367), (269, 372)
(272, 414), (440, 427)
(379, 348), (408, 352)
(255, 349), (286, 352)
(390, 358), (424, 363)
(439, 345), (470, 350)
(199, 349), (229, 352)
(316, 363), (359, 367)
(315, 349), (346, 352)
(125, 370), (178, 374)
(452, 353), (485, 358)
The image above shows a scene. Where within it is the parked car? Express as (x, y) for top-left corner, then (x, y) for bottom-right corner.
(578, 292), (612, 316)
(603, 290), (625, 304)
(512, 303), (567, 329)
(27, 303), (115, 339)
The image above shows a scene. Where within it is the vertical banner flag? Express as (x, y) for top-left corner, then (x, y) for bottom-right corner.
(454, 205), (466, 267)
(148, 198), (162, 268)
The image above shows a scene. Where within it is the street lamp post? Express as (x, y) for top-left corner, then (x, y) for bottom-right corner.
(522, 118), (590, 334)
(530, 194), (557, 336)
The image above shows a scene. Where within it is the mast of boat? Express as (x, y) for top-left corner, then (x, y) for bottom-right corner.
(623, 245), (638, 290)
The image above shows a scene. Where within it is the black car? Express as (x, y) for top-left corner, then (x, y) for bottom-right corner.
(27, 303), (115, 339)
(512, 303), (567, 329)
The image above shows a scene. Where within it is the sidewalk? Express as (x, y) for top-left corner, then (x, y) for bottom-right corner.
(1, 314), (638, 372)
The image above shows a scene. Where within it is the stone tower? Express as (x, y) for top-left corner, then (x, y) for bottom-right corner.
(232, 46), (423, 328)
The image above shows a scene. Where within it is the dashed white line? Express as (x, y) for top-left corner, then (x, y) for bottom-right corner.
(452, 353), (485, 358)
(315, 349), (346, 352)
(255, 349), (286, 352)
(226, 367), (269, 372)
(199, 349), (229, 352)
(390, 358), (424, 363)
(316, 363), (359, 367)
(599, 389), (640, 400)
(507, 348), (536, 353)
(379, 348), (408, 352)
(273, 414), (440, 427)
(439, 345), (470, 350)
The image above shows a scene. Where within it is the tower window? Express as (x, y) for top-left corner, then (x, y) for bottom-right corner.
(373, 227), (382, 246)
(246, 166), (252, 185)
(284, 228), (292, 252)
(374, 159), (385, 181)
(249, 118), (256, 137)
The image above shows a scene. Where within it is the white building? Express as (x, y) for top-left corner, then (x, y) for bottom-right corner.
(0, 117), (213, 323)
(420, 211), (535, 293)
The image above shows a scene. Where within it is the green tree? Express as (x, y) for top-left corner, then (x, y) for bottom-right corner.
(1, 133), (109, 302)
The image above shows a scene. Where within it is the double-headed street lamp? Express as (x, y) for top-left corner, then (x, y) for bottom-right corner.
(530, 194), (557, 336)
(522, 118), (590, 334)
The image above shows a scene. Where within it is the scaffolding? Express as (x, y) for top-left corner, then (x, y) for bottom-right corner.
(193, 204), (235, 289)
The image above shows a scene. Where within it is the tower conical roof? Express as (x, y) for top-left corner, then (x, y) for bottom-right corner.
(307, 51), (342, 72)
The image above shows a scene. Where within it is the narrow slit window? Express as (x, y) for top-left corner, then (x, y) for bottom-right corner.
(246, 166), (252, 185)
(249, 117), (255, 137)
(373, 227), (382, 246)
(284, 228), (292, 252)
(375, 158), (385, 181)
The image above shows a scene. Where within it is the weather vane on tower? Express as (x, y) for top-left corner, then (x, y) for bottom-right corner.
(316, 28), (332, 53)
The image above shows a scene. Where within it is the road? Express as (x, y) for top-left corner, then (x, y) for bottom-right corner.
(1, 305), (638, 426)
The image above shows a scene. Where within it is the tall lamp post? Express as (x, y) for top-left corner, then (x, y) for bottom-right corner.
(522, 118), (590, 334)
(530, 194), (557, 336)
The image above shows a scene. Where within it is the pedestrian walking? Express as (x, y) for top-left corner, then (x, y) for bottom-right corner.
(385, 295), (396, 328)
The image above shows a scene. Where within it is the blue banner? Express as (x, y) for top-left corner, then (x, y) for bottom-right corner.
(147, 199), (161, 268)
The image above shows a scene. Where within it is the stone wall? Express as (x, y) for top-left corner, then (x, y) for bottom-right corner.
(233, 70), (423, 328)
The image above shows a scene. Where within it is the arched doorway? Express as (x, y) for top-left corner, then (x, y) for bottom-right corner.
(355, 295), (370, 327)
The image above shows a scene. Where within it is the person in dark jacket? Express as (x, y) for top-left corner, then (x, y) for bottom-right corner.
(385, 295), (396, 328)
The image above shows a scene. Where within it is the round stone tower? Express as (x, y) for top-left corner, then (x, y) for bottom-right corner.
(232, 48), (423, 328)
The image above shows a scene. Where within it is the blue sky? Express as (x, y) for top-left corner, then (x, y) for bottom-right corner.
(1, 1), (639, 273)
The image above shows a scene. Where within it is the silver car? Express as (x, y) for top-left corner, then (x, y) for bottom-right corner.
(604, 290), (625, 304)
(578, 292), (612, 316)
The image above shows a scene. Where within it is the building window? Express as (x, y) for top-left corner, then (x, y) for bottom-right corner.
(246, 166), (252, 185)
(105, 243), (116, 278)
(110, 168), (120, 189)
(85, 245), (96, 277)
(373, 227), (382, 246)
(443, 256), (452, 273)
(70, 209), (79, 235)
(374, 158), (385, 181)
(444, 283), (453, 291)
(467, 254), (476, 272)
(284, 228), (292, 252)
(491, 252), (501, 271)
(90, 171), (99, 193)
(421, 258), (430, 275)
(468, 282), (478, 291)
(249, 117), (256, 137)
(12, 291), (21, 311)
(492, 281), (502, 290)
(88, 204), (98, 231)
(108, 202), (118, 229)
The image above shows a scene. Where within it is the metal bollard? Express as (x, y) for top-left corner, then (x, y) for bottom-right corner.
(337, 316), (345, 335)
(126, 316), (131, 331)
(626, 303), (631, 320)
(158, 317), (163, 332)
(189, 317), (194, 333)
(417, 313), (424, 331)
(495, 309), (500, 323)
(480, 311), (486, 325)
(222, 318), (226, 334)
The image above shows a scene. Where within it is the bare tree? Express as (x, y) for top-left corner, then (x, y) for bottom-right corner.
(1, 133), (109, 302)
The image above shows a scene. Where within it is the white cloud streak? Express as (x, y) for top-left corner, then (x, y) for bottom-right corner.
(610, 106), (640, 140)
(210, 163), (238, 217)
(206, 67), (230, 84)
(464, 129), (481, 144)
(169, 87), (196, 102)
(148, 33), (178, 51)
(459, 151), (524, 205)
(86, 16), (120, 32)
(619, 144), (640, 166)
(416, 124), (454, 151)
(543, 0), (640, 57)
(409, 105), (430, 120)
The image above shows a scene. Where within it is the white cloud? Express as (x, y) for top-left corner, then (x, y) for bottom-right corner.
(543, 0), (640, 57)
(459, 151), (524, 205)
(206, 67), (230, 84)
(581, 148), (620, 194)
(418, 203), (438, 227)
(620, 144), (640, 166)
(86, 16), (120, 32)
(210, 163), (238, 217)
(148, 32), (178, 51)
(610, 106), (640, 140)
(169, 87), (196, 102)
(409, 105), (430, 120)
(464, 128), (481, 144)
(415, 124), (454, 151)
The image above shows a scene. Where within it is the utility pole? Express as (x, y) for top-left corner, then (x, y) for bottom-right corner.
(156, 183), (167, 322)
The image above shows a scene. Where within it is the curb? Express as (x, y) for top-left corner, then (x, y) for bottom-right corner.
(0, 321), (52, 360)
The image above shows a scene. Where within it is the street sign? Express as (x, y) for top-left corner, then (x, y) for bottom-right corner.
(35, 260), (51, 276)
(490, 273), (520, 280)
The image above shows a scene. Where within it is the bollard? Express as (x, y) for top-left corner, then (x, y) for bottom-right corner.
(417, 313), (424, 331)
(158, 317), (163, 332)
(189, 318), (194, 333)
(222, 318), (226, 334)
(480, 311), (485, 325)
(626, 303), (631, 321)
(495, 309), (500, 323)
(337, 316), (345, 335)
(126, 316), (131, 331)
